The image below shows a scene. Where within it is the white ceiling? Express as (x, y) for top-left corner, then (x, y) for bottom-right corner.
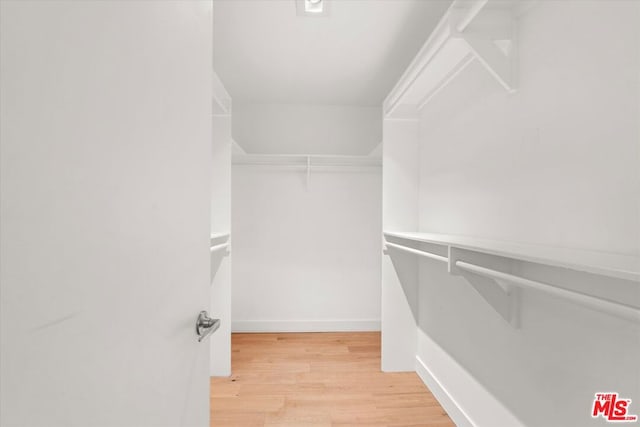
(213, 0), (452, 106)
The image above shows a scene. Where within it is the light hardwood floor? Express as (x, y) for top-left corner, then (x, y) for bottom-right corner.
(211, 332), (454, 427)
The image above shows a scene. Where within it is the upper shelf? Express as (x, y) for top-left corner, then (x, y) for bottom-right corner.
(232, 154), (382, 169)
(210, 232), (230, 246)
(384, 0), (516, 119)
(383, 231), (640, 283)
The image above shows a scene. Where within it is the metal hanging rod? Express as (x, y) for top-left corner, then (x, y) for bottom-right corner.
(384, 241), (448, 263)
(455, 261), (640, 322)
(383, 239), (640, 322)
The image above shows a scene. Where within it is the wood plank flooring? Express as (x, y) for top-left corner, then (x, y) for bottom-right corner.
(211, 332), (454, 427)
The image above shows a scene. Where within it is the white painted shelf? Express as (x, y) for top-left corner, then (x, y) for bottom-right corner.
(384, 231), (640, 283)
(384, 0), (516, 119)
(233, 154), (380, 190)
(232, 154), (381, 168)
(210, 232), (230, 253)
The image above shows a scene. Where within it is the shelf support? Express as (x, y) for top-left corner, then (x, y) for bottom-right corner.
(459, 8), (517, 92)
(449, 246), (519, 328)
(456, 261), (640, 323)
(463, 35), (515, 92)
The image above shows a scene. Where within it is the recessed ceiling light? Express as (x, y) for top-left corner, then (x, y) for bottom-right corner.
(296, 0), (330, 17)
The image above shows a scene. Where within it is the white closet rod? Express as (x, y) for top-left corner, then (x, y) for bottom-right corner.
(384, 240), (640, 322)
(384, 242), (448, 263)
(210, 243), (229, 253)
(455, 261), (640, 322)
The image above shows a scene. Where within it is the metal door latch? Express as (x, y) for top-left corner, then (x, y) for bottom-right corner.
(195, 311), (220, 342)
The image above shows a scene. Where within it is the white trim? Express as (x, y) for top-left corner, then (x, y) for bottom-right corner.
(415, 356), (474, 427)
(415, 333), (525, 427)
(232, 319), (381, 333)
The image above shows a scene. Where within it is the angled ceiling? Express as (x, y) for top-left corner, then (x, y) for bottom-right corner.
(213, 0), (452, 106)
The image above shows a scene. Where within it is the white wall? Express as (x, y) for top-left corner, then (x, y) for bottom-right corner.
(381, 119), (420, 371)
(232, 103), (381, 155)
(211, 114), (232, 234)
(230, 101), (383, 332)
(232, 166), (381, 332)
(210, 113), (232, 376)
(413, 2), (639, 426)
(418, 1), (639, 256)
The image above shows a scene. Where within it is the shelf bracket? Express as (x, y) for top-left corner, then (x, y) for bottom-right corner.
(459, 8), (517, 93)
(463, 35), (515, 92)
(449, 246), (520, 328)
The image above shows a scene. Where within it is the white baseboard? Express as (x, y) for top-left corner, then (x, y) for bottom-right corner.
(415, 334), (525, 427)
(231, 319), (381, 333)
(415, 355), (474, 427)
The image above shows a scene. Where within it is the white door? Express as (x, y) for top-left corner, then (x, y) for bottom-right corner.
(0, 1), (213, 426)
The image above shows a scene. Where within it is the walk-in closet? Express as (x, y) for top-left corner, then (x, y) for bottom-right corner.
(1, 1), (638, 426)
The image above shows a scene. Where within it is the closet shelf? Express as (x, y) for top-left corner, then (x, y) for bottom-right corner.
(232, 154), (382, 168)
(384, 0), (516, 119)
(384, 231), (640, 324)
(210, 242), (229, 253)
(383, 231), (640, 283)
(210, 232), (230, 254)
